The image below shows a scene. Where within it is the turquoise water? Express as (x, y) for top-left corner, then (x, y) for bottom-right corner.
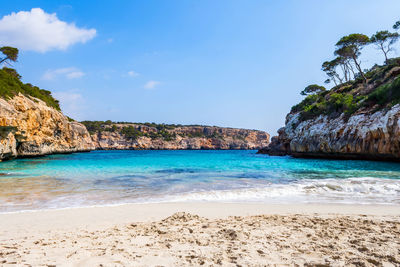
(0, 150), (400, 212)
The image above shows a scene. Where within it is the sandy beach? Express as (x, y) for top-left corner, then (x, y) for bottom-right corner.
(0, 202), (399, 266)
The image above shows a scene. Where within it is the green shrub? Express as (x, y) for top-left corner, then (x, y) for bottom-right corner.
(297, 92), (365, 121)
(366, 76), (400, 107)
(0, 68), (60, 110)
(121, 126), (145, 140)
(81, 121), (106, 134)
(158, 129), (176, 141)
(330, 93), (352, 111)
(291, 94), (320, 113)
(385, 57), (400, 67)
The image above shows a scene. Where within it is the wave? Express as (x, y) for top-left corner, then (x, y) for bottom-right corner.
(154, 177), (400, 205)
(1, 177), (399, 213)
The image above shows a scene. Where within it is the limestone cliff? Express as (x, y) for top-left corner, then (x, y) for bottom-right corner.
(259, 106), (400, 161)
(259, 60), (400, 161)
(0, 94), (94, 161)
(82, 122), (269, 150)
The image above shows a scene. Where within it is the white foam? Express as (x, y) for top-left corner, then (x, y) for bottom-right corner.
(153, 177), (400, 205)
(1, 177), (399, 214)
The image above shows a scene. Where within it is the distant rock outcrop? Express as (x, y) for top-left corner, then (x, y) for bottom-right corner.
(0, 94), (94, 161)
(82, 122), (270, 150)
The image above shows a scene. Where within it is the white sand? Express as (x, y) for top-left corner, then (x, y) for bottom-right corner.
(0, 202), (399, 266)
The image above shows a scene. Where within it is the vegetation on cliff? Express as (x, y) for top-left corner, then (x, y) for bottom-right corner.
(0, 47), (61, 110)
(292, 20), (400, 122)
(82, 120), (180, 134)
(82, 121), (269, 150)
(81, 121), (234, 141)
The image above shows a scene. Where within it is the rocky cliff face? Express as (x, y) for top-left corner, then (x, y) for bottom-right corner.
(0, 94), (94, 161)
(259, 106), (400, 161)
(88, 123), (270, 150)
(259, 62), (400, 161)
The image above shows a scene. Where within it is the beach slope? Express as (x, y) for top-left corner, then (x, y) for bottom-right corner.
(0, 203), (399, 266)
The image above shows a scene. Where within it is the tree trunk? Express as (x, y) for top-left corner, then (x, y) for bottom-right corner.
(334, 73), (343, 84)
(0, 57), (7, 64)
(379, 44), (388, 64)
(340, 64), (348, 82)
(352, 56), (367, 84)
(331, 76), (338, 86)
(347, 62), (356, 79)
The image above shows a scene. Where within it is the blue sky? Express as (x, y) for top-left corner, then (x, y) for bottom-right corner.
(1, 1), (400, 135)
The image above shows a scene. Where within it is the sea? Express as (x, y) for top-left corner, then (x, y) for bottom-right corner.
(0, 150), (399, 213)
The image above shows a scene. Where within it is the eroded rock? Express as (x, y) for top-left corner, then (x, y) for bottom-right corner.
(0, 94), (94, 160)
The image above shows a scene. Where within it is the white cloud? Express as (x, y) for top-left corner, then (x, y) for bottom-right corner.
(128, 70), (139, 77)
(42, 67), (85, 80)
(144, 80), (160, 89)
(66, 70), (85, 79)
(0, 8), (96, 52)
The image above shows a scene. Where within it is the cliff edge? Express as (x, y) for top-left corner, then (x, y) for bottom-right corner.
(0, 66), (94, 161)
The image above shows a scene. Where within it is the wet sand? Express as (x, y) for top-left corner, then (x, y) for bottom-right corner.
(0, 202), (399, 266)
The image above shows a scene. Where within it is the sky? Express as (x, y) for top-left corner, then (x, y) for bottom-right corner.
(1, 1), (400, 135)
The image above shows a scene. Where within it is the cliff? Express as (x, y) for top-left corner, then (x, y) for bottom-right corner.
(82, 121), (270, 150)
(0, 67), (95, 161)
(0, 94), (94, 161)
(259, 59), (400, 161)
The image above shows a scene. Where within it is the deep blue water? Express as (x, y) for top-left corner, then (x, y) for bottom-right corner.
(0, 150), (399, 212)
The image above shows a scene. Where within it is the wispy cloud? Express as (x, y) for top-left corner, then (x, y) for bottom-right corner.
(128, 70), (139, 77)
(53, 91), (82, 102)
(144, 80), (160, 89)
(53, 90), (84, 120)
(42, 67), (85, 80)
(0, 8), (96, 52)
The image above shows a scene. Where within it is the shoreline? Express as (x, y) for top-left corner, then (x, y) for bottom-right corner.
(1, 202), (399, 232)
(2, 198), (399, 215)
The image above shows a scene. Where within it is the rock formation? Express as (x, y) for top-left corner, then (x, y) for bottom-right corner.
(259, 106), (400, 161)
(84, 122), (270, 150)
(0, 94), (94, 161)
(259, 61), (400, 161)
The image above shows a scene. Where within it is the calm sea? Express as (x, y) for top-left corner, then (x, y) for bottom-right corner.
(0, 150), (399, 212)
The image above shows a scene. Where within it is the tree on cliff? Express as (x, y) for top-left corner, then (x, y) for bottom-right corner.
(322, 57), (356, 86)
(300, 84), (326, 96)
(0, 46), (19, 66)
(334, 52), (357, 82)
(335, 34), (370, 83)
(322, 59), (341, 86)
(370, 31), (399, 63)
(394, 20), (400, 30)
